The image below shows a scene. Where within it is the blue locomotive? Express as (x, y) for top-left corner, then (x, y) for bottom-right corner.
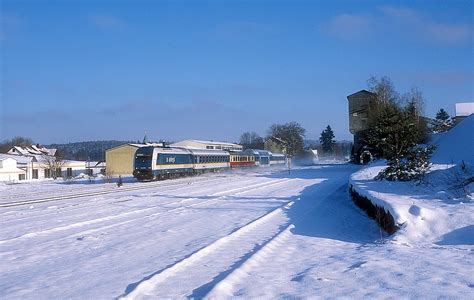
(133, 146), (229, 181)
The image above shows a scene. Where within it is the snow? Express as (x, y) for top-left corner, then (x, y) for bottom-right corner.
(1, 163), (473, 298)
(431, 114), (474, 165)
(347, 119), (474, 298)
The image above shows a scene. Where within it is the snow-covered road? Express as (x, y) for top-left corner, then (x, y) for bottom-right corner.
(1, 164), (472, 298)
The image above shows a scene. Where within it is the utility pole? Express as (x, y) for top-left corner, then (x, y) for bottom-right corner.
(288, 156), (291, 175)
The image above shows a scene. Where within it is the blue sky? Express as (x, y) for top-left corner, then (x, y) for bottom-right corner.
(1, 0), (473, 144)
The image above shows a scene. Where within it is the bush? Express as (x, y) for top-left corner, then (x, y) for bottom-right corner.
(377, 145), (436, 181)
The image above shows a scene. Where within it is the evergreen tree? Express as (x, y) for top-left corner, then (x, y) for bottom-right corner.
(319, 125), (335, 154)
(433, 108), (453, 133)
(367, 103), (436, 181)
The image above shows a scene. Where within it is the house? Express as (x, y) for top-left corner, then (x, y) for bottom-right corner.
(170, 140), (242, 151)
(264, 136), (287, 154)
(0, 154), (27, 182)
(6, 145), (87, 180)
(7, 144), (57, 157)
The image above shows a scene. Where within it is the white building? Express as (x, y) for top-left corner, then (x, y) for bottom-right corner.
(0, 155), (27, 182)
(454, 102), (474, 124)
(170, 140), (242, 151)
(4, 145), (88, 180)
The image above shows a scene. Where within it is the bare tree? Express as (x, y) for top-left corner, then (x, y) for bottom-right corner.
(401, 86), (425, 117)
(239, 131), (264, 150)
(267, 122), (306, 156)
(0, 136), (34, 153)
(367, 75), (399, 105)
(40, 151), (66, 180)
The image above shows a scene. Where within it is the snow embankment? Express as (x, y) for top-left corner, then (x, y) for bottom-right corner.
(350, 116), (474, 245)
(431, 114), (474, 165)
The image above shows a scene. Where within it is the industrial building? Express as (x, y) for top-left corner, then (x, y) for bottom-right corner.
(454, 102), (474, 124)
(105, 144), (145, 176)
(347, 90), (378, 163)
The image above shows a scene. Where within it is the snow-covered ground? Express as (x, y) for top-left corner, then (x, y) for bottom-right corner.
(348, 115), (474, 298)
(1, 163), (473, 298)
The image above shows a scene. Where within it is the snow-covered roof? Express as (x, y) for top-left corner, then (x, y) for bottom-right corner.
(186, 149), (230, 156)
(107, 143), (164, 152)
(7, 145), (57, 157)
(267, 136), (287, 145)
(0, 153), (34, 164)
(171, 140), (241, 147)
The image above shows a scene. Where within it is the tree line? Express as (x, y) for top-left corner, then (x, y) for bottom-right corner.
(0, 138), (132, 162)
(239, 122), (345, 158)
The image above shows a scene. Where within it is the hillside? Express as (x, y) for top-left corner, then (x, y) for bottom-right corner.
(46, 140), (134, 161)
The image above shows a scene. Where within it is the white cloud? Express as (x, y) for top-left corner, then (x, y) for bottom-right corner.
(379, 5), (473, 45)
(326, 14), (372, 40)
(379, 5), (418, 19)
(424, 22), (472, 44)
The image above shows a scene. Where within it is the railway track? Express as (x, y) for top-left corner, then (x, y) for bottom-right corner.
(0, 178), (293, 245)
(0, 175), (230, 208)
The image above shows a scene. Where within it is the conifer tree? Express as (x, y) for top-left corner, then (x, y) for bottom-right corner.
(367, 103), (436, 181)
(433, 108), (453, 133)
(319, 125), (335, 154)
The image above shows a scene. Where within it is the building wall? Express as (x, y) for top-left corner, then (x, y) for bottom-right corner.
(347, 92), (377, 134)
(0, 158), (26, 181)
(264, 140), (286, 154)
(106, 145), (139, 176)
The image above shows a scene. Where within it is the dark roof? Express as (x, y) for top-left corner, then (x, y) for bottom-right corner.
(347, 89), (377, 99)
(266, 136), (287, 145)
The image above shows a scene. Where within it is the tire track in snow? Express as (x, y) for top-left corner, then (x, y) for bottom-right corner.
(120, 200), (296, 299)
(204, 225), (295, 298)
(0, 175), (243, 224)
(0, 178), (292, 245)
(205, 182), (353, 298)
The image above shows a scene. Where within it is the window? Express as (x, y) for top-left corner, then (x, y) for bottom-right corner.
(44, 169), (51, 178)
(32, 169), (38, 179)
(19, 174), (25, 180)
(206, 146), (214, 149)
(67, 168), (73, 178)
(56, 168), (62, 178)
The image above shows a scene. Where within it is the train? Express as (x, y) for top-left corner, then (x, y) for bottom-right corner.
(133, 146), (286, 181)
